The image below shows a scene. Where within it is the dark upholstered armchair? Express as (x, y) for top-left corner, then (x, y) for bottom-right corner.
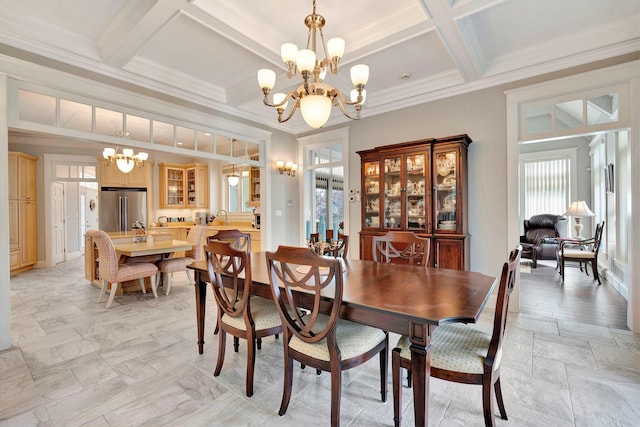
(519, 214), (567, 267)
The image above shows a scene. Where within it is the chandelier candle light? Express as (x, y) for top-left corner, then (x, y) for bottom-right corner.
(102, 147), (148, 173)
(257, 0), (369, 129)
(564, 200), (595, 238)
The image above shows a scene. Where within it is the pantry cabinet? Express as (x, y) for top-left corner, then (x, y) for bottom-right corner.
(357, 134), (471, 270)
(9, 152), (38, 274)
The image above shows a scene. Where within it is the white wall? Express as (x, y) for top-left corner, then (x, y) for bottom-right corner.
(347, 86), (509, 278)
(0, 74), (10, 351)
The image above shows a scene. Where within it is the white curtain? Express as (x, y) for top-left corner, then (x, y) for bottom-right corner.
(523, 158), (569, 218)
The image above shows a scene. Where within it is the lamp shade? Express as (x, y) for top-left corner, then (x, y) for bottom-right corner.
(564, 200), (595, 217)
(257, 69), (276, 90)
(116, 158), (135, 173)
(300, 94), (332, 128)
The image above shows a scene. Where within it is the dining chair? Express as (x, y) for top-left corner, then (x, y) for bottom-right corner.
(559, 221), (604, 285)
(208, 229), (252, 336)
(391, 245), (522, 427)
(155, 225), (208, 295)
(205, 240), (282, 397)
(372, 232), (431, 266)
(208, 228), (251, 252)
(87, 230), (159, 309)
(266, 246), (388, 427)
(327, 233), (349, 258)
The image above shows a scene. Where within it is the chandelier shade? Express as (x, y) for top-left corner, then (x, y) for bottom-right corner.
(227, 164), (240, 187)
(103, 147), (147, 173)
(257, 0), (369, 129)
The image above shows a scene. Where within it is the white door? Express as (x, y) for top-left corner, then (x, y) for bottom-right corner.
(52, 182), (66, 264)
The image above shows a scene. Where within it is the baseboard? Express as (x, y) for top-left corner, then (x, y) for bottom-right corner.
(601, 264), (628, 299)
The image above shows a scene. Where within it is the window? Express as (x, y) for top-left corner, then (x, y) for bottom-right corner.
(227, 169), (252, 213)
(519, 148), (577, 220)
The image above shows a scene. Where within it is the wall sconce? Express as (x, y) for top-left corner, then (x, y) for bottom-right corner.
(276, 160), (298, 177)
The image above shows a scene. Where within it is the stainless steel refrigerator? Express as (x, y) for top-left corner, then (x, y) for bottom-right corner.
(99, 187), (147, 232)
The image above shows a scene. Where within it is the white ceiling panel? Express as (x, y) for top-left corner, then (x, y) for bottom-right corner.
(0, 0), (637, 134)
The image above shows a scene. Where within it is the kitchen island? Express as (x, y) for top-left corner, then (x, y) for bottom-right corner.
(148, 223), (261, 252)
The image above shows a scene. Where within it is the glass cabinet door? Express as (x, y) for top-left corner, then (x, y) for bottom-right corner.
(167, 167), (185, 207)
(434, 150), (457, 232)
(405, 153), (427, 231)
(186, 168), (196, 207)
(363, 161), (380, 228)
(383, 156), (402, 229)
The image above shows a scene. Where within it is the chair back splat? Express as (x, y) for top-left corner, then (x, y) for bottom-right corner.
(209, 229), (251, 253)
(266, 246), (388, 427)
(372, 232), (430, 266)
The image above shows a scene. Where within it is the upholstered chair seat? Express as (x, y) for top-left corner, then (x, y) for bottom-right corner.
(289, 315), (387, 362)
(396, 323), (491, 374)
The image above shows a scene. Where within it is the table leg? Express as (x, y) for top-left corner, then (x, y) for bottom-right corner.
(409, 323), (434, 427)
(194, 271), (207, 354)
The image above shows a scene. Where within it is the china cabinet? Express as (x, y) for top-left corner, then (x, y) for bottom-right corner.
(9, 152), (37, 274)
(159, 163), (209, 209)
(358, 134), (471, 270)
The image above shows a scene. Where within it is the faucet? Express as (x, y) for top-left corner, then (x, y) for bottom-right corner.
(216, 209), (229, 225)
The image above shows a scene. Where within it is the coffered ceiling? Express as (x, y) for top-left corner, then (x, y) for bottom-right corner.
(0, 0), (638, 135)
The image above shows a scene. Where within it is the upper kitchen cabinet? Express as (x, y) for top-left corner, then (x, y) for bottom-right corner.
(357, 135), (472, 270)
(159, 163), (209, 209)
(98, 158), (151, 188)
(249, 154), (260, 207)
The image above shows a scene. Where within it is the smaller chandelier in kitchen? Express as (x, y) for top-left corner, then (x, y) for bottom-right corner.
(257, 0), (368, 129)
(102, 147), (148, 173)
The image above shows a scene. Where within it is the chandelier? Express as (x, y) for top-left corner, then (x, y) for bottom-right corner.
(257, 0), (369, 129)
(102, 147), (148, 173)
(227, 164), (240, 187)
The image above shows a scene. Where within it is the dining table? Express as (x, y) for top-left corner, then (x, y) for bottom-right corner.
(188, 253), (498, 427)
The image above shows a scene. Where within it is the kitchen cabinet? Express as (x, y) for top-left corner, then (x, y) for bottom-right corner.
(98, 158), (151, 188)
(159, 163), (209, 209)
(9, 152), (38, 274)
(249, 154), (260, 207)
(357, 134), (471, 270)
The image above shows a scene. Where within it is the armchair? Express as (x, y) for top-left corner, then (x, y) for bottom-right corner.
(519, 214), (566, 268)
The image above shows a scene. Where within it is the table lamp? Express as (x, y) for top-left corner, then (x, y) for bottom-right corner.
(564, 200), (595, 238)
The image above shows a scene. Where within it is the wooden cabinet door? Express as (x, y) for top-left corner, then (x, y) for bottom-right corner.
(9, 200), (19, 252)
(195, 165), (209, 208)
(433, 237), (467, 270)
(8, 154), (18, 200)
(19, 156), (37, 200)
(99, 159), (124, 187)
(126, 162), (148, 187)
(20, 200), (37, 266)
(159, 165), (185, 208)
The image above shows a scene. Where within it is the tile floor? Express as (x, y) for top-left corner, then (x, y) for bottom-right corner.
(1, 258), (639, 426)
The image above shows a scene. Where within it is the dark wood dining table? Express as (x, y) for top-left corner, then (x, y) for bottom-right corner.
(188, 253), (498, 427)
